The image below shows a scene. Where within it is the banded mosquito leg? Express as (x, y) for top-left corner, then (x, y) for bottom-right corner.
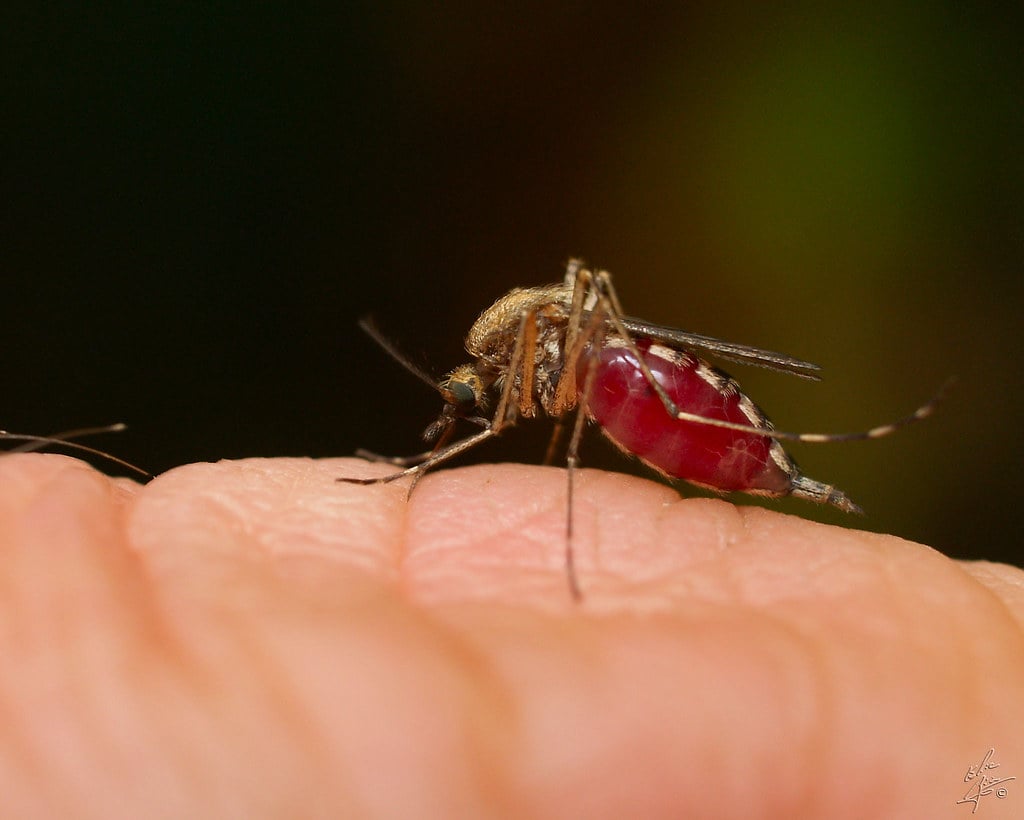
(339, 426), (499, 491)
(558, 282), (615, 602)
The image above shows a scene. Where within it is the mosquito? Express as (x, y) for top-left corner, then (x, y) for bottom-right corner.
(1, 422), (152, 480)
(340, 259), (950, 599)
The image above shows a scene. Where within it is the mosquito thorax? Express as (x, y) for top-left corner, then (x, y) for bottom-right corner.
(465, 283), (572, 365)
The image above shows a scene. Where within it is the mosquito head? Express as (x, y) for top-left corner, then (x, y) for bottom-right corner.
(437, 364), (484, 411)
(422, 363), (491, 443)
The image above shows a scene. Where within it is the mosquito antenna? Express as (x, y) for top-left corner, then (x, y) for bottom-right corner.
(1, 423), (153, 480)
(358, 316), (441, 393)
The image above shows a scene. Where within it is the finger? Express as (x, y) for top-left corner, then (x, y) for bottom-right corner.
(136, 458), (1024, 816)
(958, 559), (1024, 630)
(0, 454), (168, 817)
(390, 462), (1024, 817)
(3, 454), (1023, 818)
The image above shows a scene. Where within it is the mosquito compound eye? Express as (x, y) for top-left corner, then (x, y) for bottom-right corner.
(438, 364), (483, 411)
(446, 380), (477, 409)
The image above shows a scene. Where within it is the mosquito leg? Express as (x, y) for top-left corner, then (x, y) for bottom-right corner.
(557, 294), (615, 602)
(518, 308), (539, 419)
(542, 420), (566, 466)
(558, 260), (591, 404)
(588, 268), (746, 430)
(342, 308), (542, 499)
(4, 424), (120, 454)
(565, 449), (583, 602)
(354, 448), (435, 467)
(37, 423), (127, 444)
(550, 263), (606, 416)
(489, 307), (537, 433)
(561, 325), (609, 602)
(656, 376), (955, 443)
(590, 270), (953, 444)
(1, 427), (152, 479)
(338, 426), (498, 487)
(588, 268), (693, 425)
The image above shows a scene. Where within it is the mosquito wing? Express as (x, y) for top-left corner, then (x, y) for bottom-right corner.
(619, 317), (823, 380)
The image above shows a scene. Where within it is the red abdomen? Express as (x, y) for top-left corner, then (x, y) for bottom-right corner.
(581, 339), (793, 494)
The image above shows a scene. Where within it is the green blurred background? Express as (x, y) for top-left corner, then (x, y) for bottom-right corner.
(2, 4), (1020, 566)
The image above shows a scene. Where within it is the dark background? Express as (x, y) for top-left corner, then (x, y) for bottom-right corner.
(3, 3), (1021, 566)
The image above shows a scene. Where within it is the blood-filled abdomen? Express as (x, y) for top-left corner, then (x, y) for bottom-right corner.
(580, 339), (795, 494)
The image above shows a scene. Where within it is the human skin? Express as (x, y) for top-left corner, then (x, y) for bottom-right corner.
(1, 453), (1022, 819)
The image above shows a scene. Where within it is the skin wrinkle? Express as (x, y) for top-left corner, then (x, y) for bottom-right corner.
(585, 472), (664, 583)
(603, 498), (739, 605)
(484, 611), (832, 817)
(408, 465), (562, 552)
(935, 604), (991, 758)
(0, 464), (67, 805)
(325, 456), (425, 577)
(716, 495), (747, 550)
(401, 465), (571, 596)
(789, 599), (918, 817)
(821, 563), (999, 810)
(211, 608), (339, 789)
(130, 460), (520, 810)
(246, 460), (399, 570)
(126, 496), (364, 814)
(729, 510), (889, 604)
(769, 613), (838, 819)
(151, 601), (361, 817)
(956, 561), (1024, 634)
(331, 602), (516, 815)
(92, 474), (216, 806)
(185, 589), (385, 810)
(725, 610), (836, 816)
(134, 460), (392, 594)
(767, 608), (885, 820)
(419, 603), (528, 816)
(460, 614), (615, 813)
(942, 560), (1024, 735)
(0, 460), (167, 814)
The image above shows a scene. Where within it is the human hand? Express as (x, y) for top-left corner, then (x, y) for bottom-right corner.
(2, 453), (1021, 818)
